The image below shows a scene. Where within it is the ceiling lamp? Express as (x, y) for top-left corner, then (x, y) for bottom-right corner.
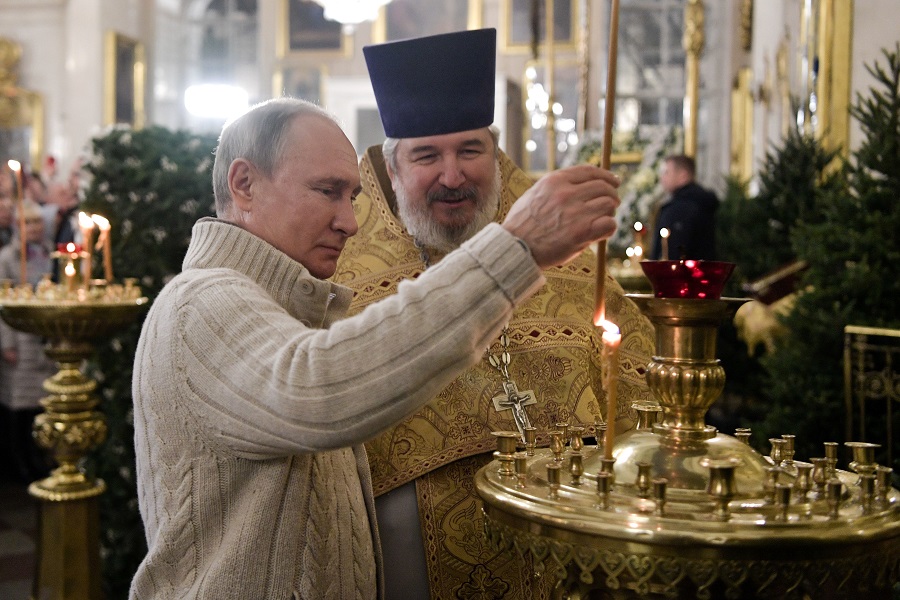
(311, 0), (393, 31)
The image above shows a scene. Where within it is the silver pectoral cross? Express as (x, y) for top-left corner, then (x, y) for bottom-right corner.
(492, 380), (537, 442)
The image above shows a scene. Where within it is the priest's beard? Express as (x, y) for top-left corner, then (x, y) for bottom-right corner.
(395, 166), (502, 253)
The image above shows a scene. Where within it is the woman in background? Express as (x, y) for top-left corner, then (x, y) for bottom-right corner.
(0, 200), (55, 481)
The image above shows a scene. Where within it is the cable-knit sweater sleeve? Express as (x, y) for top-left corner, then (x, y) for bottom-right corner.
(134, 221), (543, 459)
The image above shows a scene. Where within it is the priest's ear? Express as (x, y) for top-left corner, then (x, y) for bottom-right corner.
(227, 158), (256, 214)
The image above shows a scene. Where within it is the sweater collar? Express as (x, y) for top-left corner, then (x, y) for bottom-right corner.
(183, 218), (352, 322)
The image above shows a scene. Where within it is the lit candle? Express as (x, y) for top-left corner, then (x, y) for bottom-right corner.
(78, 212), (95, 286)
(92, 214), (113, 282)
(599, 320), (621, 460)
(64, 260), (76, 294)
(659, 227), (670, 261)
(633, 221), (645, 258)
(7, 160), (26, 286)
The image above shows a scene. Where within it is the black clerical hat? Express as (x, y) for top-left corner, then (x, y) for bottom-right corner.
(363, 28), (496, 138)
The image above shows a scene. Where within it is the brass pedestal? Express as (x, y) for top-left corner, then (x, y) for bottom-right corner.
(476, 296), (900, 599)
(0, 299), (147, 600)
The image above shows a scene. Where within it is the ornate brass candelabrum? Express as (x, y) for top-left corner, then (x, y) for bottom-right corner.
(475, 263), (900, 599)
(0, 280), (147, 600)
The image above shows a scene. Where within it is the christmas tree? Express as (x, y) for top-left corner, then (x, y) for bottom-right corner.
(757, 45), (900, 463)
(80, 126), (218, 598)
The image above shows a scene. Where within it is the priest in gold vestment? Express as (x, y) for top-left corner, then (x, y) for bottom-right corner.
(332, 29), (654, 599)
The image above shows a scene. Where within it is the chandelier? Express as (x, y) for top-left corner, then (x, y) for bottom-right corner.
(311, 0), (393, 30)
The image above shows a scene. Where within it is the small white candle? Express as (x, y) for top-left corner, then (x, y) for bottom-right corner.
(599, 320), (621, 459)
(78, 212), (95, 285)
(64, 260), (76, 294)
(7, 160), (26, 285)
(92, 214), (113, 282)
(660, 227), (670, 261)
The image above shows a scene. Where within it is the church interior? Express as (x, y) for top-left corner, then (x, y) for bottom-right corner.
(1, 0), (899, 598)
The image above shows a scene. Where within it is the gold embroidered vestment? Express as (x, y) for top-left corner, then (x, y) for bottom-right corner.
(332, 147), (654, 598)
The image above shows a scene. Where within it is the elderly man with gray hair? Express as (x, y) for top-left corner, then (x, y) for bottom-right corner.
(130, 93), (623, 599)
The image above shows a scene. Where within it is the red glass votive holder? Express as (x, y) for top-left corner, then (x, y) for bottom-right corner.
(640, 260), (736, 299)
(56, 242), (83, 255)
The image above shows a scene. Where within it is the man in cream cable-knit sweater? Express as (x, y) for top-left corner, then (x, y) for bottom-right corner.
(130, 97), (622, 599)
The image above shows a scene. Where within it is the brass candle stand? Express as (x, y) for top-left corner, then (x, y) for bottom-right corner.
(475, 291), (900, 599)
(0, 279), (148, 600)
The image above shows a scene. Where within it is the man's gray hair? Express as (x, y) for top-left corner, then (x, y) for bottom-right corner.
(212, 98), (336, 217)
(381, 125), (501, 173)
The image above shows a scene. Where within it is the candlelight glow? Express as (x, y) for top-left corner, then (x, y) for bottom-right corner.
(78, 212), (95, 228)
(660, 228), (670, 239)
(598, 320), (622, 344)
(634, 221), (643, 232)
(92, 214), (110, 231)
(64, 262), (75, 276)
(7, 159), (20, 172)
(599, 318), (622, 460)
(66, 242), (77, 253)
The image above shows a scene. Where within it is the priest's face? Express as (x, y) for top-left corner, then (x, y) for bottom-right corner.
(389, 127), (500, 252)
(237, 114), (360, 279)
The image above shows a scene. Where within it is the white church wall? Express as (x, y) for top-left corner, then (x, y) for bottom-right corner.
(849, 0), (899, 153)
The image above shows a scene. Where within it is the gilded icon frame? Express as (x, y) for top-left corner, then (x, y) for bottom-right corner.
(273, 65), (325, 105)
(0, 37), (44, 171)
(502, 0), (578, 53)
(278, 0), (352, 58)
(371, 0), (483, 44)
(104, 32), (145, 128)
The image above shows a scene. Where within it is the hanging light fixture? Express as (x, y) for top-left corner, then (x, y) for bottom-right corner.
(311, 0), (393, 31)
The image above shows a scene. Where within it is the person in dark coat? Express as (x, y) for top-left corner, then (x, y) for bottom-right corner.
(650, 154), (718, 261)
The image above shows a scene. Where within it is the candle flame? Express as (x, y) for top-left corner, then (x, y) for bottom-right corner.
(596, 319), (622, 344)
(634, 221), (643, 232)
(78, 211), (95, 228)
(66, 242), (77, 252)
(660, 228), (670, 239)
(92, 214), (110, 230)
(7, 159), (20, 172)
(64, 262), (76, 276)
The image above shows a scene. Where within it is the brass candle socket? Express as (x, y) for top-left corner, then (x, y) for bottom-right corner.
(549, 430), (565, 462)
(769, 438), (786, 466)
(781, 434), (796, 466)
(876, 466), (893, 505)
(523, 426), (537, 457)
(811, 457), (829, 494)
(594, 421), (607, 455)
(569, 426), (585, 453)
(652, 478), (668, 515)
(702, 457), (741, 521)
(514, 452), (528, 489)
(846, 441), (879, 477)
(634, 404), (661, 430)
(734, 427), (752, 445)
(827, 479), (843, 519)
(569, 452), (584, 486)
(635, 461), (652, 498)
(547, 463), (561, 500)
(492, 431), (520, 477)
(774, 483), (792, 521)
(794, 463), (813, 502)
(595, 471), (612, 509)
(764, 466), (784, 504)
(860, 474), (876, 514)
(823, 442), (840, 477)
(599, 457), (616, 487)
(556, 422), (570, 446)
